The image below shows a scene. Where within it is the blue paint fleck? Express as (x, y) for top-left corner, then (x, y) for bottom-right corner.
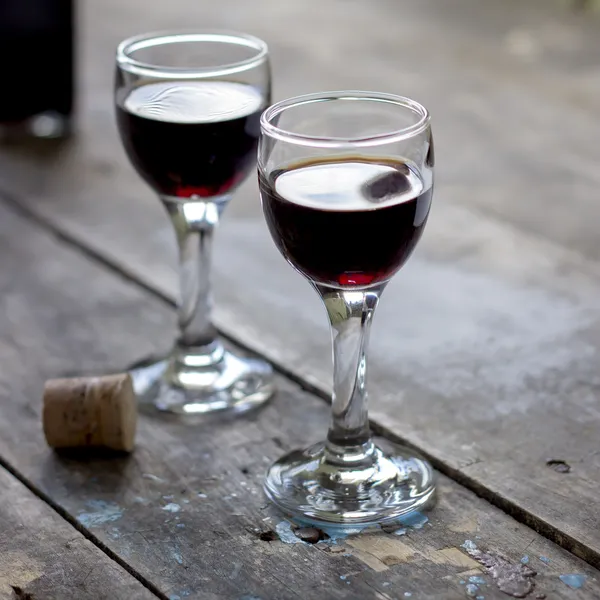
(559, 574), (587, 589)
(77, 500), (123, 528)
(476, 596), (484, 600)
(176, 523), (186, 528)
(290, 516), (367, 542)
(469, 576), (486, 585)
(275, 521), (305, 544)
(466, 583), (479, 597)
(404, 593), (412, 597)
(394, 528), (408, 536)
(163, 495), (174, 500)
(162, 503), (181, 513)
(459, 580), (465, 585)
(398, 512), (429, 529)
(382, 582), (390, 587)
(230, 563), (242, 580)
(539, 556), (550, 564)
(169, 596), (181, 600)
(340, 575), (347, 580)
(521, 555), (529, 564)
(316, 524), (363, 541)
(461, 540), (478, 552)
(172, 550), (183, 565)
(239, 596), (262, 600)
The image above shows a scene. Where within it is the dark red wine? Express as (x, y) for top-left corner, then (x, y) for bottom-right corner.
(116, 81), (266, 199)
(260, 157), (432, 288)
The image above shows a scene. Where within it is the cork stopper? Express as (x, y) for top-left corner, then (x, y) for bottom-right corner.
(43, 373), (137, 452)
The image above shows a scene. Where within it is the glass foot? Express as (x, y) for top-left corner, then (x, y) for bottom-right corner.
(264, 440), (437, 526)
(130, 341), (275, 416)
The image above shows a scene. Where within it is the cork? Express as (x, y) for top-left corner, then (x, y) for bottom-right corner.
(43, 373), (137, 452)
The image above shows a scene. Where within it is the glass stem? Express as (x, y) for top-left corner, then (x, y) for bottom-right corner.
(316, 284), (384, 467)
(163, 197), (225, 359)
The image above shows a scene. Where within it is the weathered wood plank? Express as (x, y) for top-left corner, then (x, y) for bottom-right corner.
(0, 466), (156, 600)
(0, 194), (598, 598)
(2, 0), (600, 579)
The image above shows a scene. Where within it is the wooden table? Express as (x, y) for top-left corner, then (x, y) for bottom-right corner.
(1, 0), (600, 598)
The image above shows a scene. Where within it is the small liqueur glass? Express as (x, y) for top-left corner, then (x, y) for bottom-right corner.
(115, 30), (275, 415)
(258, 91), (436, 524)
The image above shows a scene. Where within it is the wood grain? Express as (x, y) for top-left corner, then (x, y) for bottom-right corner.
(0, 466), (155, 599)
(0, 197), (597, 599)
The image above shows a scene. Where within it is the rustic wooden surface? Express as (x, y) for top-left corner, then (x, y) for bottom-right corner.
(1, 0), (600, 597)
(0, 196), (597, 598)
(0, 466), (154, 599)
(2, 0), (600, 573)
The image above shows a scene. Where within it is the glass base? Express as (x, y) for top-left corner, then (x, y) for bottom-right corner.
(264, 440), (437, 526)
(130, 341), (275, 416)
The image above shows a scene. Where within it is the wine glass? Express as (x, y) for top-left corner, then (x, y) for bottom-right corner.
(258, 91), (437, 524)
(115, 30), (274, 415)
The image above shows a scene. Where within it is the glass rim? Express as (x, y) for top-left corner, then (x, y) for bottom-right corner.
(260, 90), (430, 149)
(116, 29), (269, 79)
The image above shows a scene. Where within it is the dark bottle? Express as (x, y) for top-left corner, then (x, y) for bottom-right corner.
(116, 80), (266, 199)
(0, 0), (75, 138)
(260, 157), (433, 288)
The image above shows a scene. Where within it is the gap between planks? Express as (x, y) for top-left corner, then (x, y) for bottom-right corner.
(0, 453), (167, 599)
(1, 185), (599, 573)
